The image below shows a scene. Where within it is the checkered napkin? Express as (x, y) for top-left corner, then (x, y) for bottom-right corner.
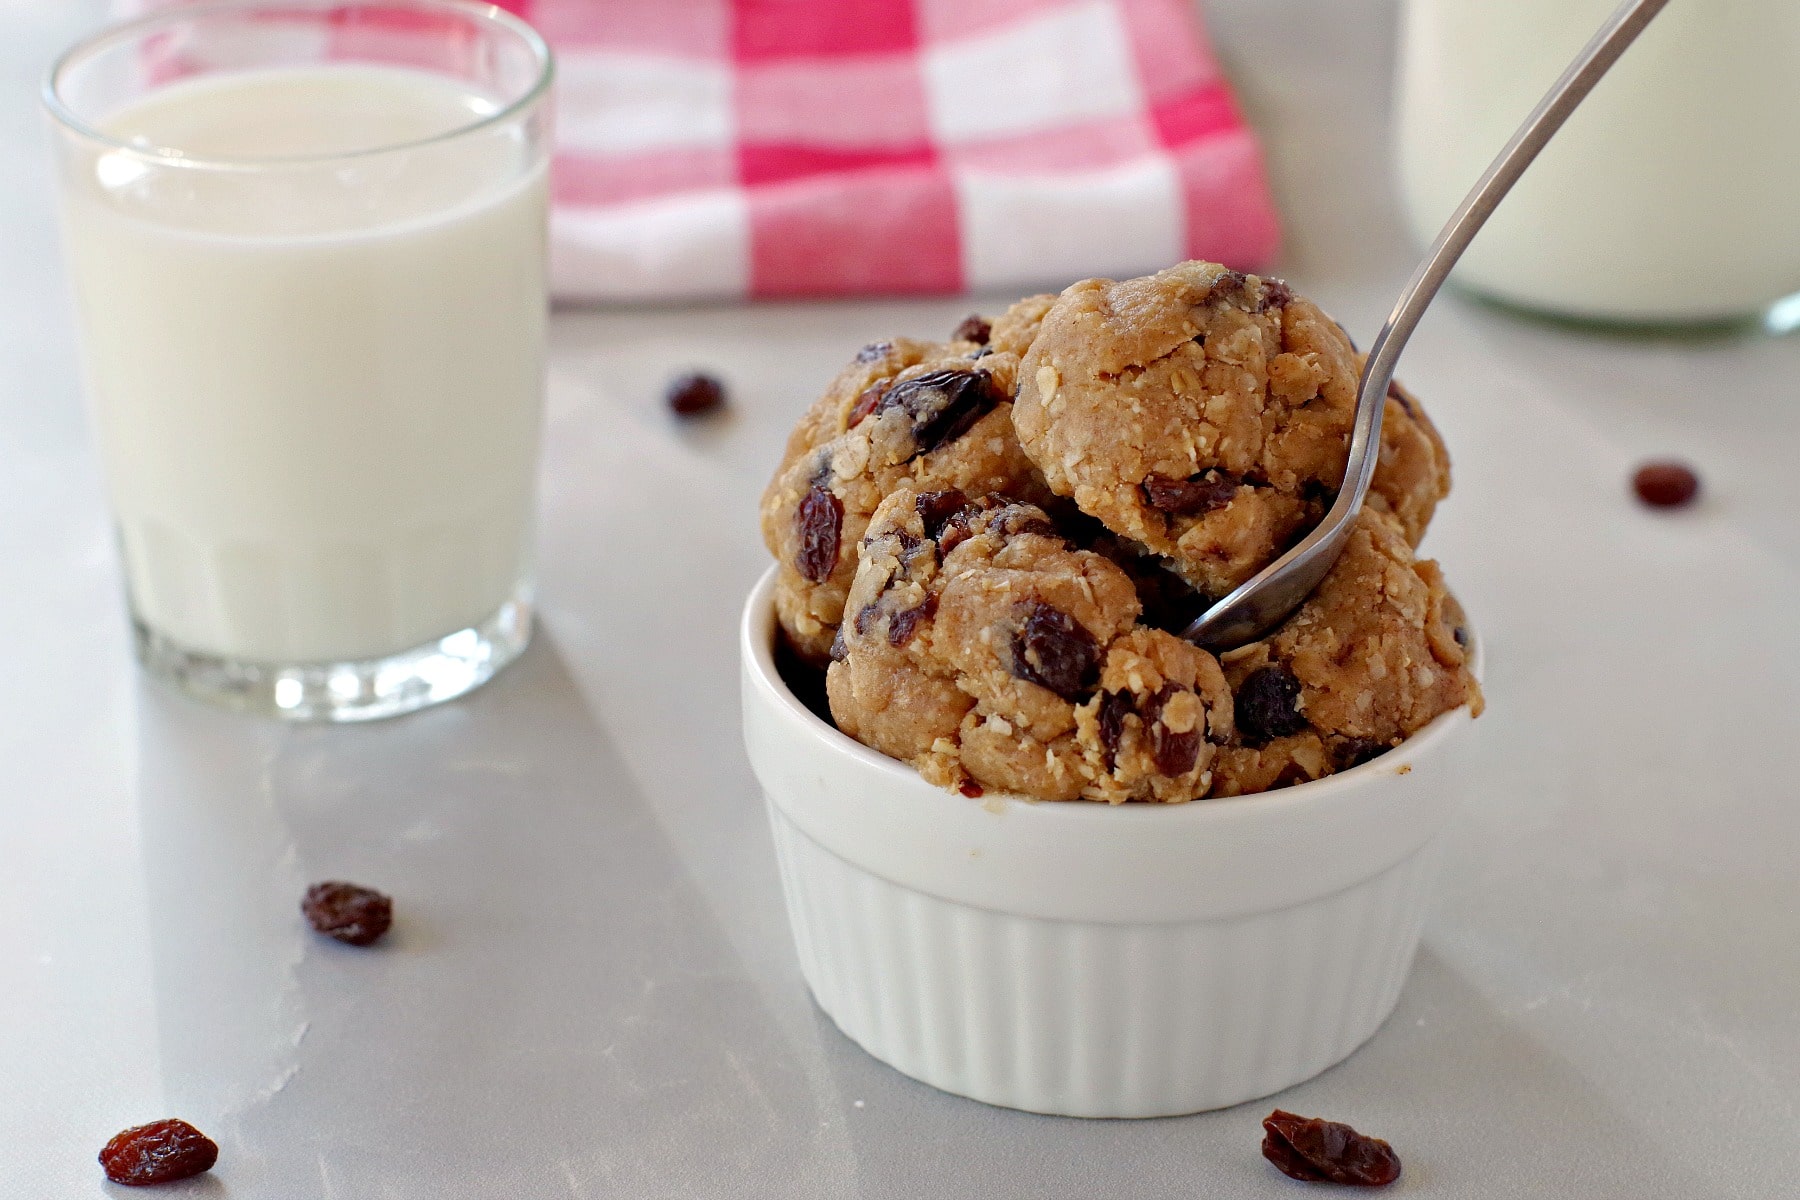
(516, 0), (1280, 301)
(122, 0), (1281, 300)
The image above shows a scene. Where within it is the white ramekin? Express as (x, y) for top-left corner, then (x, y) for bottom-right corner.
(740, 566), (1480, 1118)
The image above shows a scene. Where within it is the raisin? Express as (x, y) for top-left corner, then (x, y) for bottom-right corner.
(99, 1120), (219, 1186)
(1207, 268), (1248, 303)
(1236, 665), (1308, 745)
(1261, 1110), (1401, 1187)
(876, 369), (1001, 457)
(1008, 602), (1099, 700)
(958, 780), (985, 798)
(302, 881), (392, 946)
(664, 371), (727, 416)
(887, 594), (938, 647)
(1337, 737), (1392, 770)
(993, 507), (1061, 541)
(854, 604), (879, 636)
(915, 489), (970, 540)
(1143, 471), (1239, 516)
(829, 626), (849, 663)
(952, 314), (992, 344)
(795, 485), (843, 583)
(1257, 277), (1293, 312)
(847, 382), (886, 426)
(1452, 625), (1469, 647)
(1144, 684), (1201, 776)
(1632, 460), (1700, 508)
(855, 341), (892, 363)
(1096, 689), (1134, 768)
(1386, 380), (1415, 417)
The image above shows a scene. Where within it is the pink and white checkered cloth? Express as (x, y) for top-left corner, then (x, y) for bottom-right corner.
(122, 0), (1281, 301)
(510, 0), (1279, 301)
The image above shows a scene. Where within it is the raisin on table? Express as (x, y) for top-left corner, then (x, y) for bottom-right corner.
(302, 881), (393, 946)
(99, 1119), (218, 1186)
(1261, 1110), (1401, 1187)
(664, 371), (728, 417)
(1632, 460), (1700, 509)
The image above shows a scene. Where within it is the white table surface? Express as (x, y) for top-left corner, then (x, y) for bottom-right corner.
(7, 1), (1800, 1195)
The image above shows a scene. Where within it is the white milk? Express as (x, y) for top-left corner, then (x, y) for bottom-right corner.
(62, 65), (548, 664)
(1396, 0), (1800, 322)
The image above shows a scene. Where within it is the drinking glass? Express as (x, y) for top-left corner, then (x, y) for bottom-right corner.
(45, 0), (554, 720)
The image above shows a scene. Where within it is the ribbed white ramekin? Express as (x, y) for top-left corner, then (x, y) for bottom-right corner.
(741, 567), (1480, 1118)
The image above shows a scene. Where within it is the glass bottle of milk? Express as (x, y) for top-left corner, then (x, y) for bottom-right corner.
(46, 1), (553, 720)
(1395, 0), (1800, 324)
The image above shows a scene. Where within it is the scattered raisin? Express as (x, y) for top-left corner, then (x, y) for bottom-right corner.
(847, 382), (886, 426)
(887, 594), (938, 647)
(1008, 601), (1099, 700)
(951, 314), (992, 344)
(876, 369), (1001, 457)
(795, 485), (844, 583)
(1452, 625), (1469, 648)
(664, 371), (727, 416)
(99, 1119), (219, 1186)
(853, 604), (879, 636)
(1236, 665), (1308, 745)
(855, 341), (891, 363)
(1096, 690), (1134, 769)
(1143, 471), (1240, 516)
(915, 489), (970, 540)
(1337, 737), (1392, 770)
(958, 780), (985, 798)
(1632, 460), (1700, 508)
(829, 626), (849, 663)
(1261, 1110), (1401, 1187)
(1144, 684), (1201, 776)
(302, 881), (392, 946)
(1257, 277), (1293, 312)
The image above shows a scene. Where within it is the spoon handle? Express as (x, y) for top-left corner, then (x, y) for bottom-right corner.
(1184, 0), (1670, 651)
(1346, 0), (1673, 511)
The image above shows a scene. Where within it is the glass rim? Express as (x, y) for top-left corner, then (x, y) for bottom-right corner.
(42, 0), (554, 171)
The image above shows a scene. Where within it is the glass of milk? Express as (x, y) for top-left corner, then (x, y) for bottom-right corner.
(45, 0), (553, 721)
(1396, 0), (1800, 326)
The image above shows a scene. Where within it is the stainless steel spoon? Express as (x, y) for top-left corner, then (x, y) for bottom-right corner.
(1183, 0), (1671, 651)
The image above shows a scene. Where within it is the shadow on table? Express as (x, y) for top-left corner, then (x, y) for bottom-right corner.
(807, 946), (1718, 1199)
(131, 634), (845, 1198)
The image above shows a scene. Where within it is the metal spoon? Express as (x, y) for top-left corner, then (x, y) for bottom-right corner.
(1183, 0), (1671, 651)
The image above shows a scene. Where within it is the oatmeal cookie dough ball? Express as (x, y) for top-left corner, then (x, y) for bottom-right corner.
(1014, 261), (1451, 600)
(826, 487), (1234, 803)
(1210, 508), (1482, 796)
(761, 299), (1058, 664)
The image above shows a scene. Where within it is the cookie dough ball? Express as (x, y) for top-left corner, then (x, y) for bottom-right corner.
(826, 487), (1234, 803)
(761, 295), (1062, 664)
(1014, 261), (1451, 600)
(1210, 508), (1482, 795)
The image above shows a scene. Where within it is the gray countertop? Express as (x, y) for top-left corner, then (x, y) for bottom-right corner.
(5, 1), (1799, 1195)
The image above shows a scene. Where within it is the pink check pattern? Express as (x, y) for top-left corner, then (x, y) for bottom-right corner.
(509, 0), (1280, 300)
(126, 0), (1281, 300)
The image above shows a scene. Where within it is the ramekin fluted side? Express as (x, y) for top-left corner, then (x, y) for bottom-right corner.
(769, 804), (1442, 1118)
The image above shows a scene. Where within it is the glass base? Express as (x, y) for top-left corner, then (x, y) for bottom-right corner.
(133, 587), (533, 722)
